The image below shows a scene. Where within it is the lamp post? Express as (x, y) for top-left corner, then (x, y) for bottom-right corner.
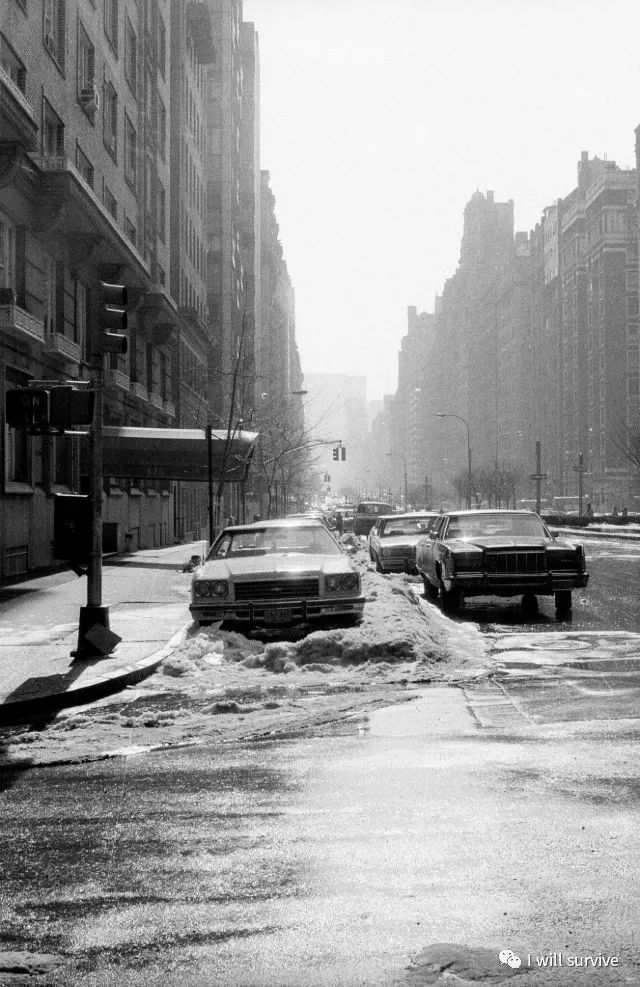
(436, 412), (472, 509)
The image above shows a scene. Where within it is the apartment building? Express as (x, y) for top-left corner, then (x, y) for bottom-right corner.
(391, 153), (640, 511)
(0, 0), (183, 574)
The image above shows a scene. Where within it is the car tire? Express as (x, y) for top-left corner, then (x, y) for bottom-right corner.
(555, 590), (572, 618)
(440, 585), (462, 613)
(521, 592), (539, 615)
(375, 554), (384, 573)
(422, 575), (439, 601)
(197, 620), (213, 628)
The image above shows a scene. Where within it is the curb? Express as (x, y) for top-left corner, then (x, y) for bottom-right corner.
(1, 624), (190, 725)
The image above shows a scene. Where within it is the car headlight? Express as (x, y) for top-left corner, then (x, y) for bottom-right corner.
(193, 580), (228, 598)
(453, 552), (483, 573)
(326, 575), (341, 591)
(340, 572), (359, 592)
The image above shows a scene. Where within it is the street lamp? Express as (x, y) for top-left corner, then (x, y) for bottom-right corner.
(436, 413), (472, 509)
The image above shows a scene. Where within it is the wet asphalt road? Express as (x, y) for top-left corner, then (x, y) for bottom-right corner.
(2, 689), (640, 986)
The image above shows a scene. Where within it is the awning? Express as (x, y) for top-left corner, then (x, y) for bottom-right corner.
(102, 427), (258, 482)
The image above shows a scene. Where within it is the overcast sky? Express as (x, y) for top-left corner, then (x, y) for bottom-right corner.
(243, 0), (640, 402)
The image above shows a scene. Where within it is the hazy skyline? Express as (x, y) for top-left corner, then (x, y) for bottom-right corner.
(244, 0), (640, 401)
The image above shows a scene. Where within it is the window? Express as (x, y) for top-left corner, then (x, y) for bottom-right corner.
(124, 215), (136, 246)
(0, 212), (16, 291)
(125, 15), (137, 94)
(0, 35), (26, 92)
(42, 99), (64, 158)
(103, 80), (117, 156)
(43, 0), (66, 69)
(5, 369), (31, 485)
(124, 112), (136, 187)
(75, 144), (94, 188)
(77, 22), (97, 119)
(158, 181), (166, 241)
(104, 184), (118, 220)
(157, 14), (166, 78)
(104, 0), (118, 54)
(157, 96), (166, 159)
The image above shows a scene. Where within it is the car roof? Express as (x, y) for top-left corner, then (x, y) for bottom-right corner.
(377, 511), (438, 521)
(217, 518), (328, 535)
(441, 509), (538, 517)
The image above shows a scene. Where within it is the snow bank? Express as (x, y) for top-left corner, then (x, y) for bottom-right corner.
(165, 563), (488, 681)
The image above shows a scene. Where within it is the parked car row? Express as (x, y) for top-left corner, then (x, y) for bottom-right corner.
(189, 508), (590, 631)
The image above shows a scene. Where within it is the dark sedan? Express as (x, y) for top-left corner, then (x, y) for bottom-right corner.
(416, 509), (589, 617)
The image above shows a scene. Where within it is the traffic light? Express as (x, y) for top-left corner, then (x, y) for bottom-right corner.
(50, 387), (95, 430)
(98, 281), (128, 354)
(5, 388), (50, 430)
(332, 447), (339, 461)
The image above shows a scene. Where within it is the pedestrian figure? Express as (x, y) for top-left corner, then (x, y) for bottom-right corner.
(335, 511), (344, 537)
(584, 502), (594, 520)
(621, 506), (628, 520)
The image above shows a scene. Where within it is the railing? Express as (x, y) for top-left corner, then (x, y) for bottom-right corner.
(163, 400), (176, 417)
(130, 382), (147, 401)
(149, 392), (164, 410)
(0, 304), (45, 343)
(44, 327), (81, 363)
(0, 65), (37, 121)
(104, 369), (130, 390)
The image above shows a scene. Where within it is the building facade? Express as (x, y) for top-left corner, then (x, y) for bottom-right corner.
(0, 0), (301, 575)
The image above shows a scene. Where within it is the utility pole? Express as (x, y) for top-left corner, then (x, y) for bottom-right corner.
(530, 440), (547, 515)
(573, 452), (586, 517)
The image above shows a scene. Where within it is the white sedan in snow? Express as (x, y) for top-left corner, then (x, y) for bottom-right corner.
(190, 518), (364, 629)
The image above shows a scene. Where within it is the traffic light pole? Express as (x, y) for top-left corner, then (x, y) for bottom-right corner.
(72, 282), (128, 659)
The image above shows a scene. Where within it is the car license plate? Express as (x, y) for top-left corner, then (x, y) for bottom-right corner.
(263, 608), (293, 625)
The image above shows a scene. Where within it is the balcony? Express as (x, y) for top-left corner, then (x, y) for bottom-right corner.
(104, 368), (130, 390)
(130, 382), (148, 401)
(29, 152), (149, 283)
(0, 65), (38, 150)
(0, 301), (45, 345)
(149, 392), (164, 411)
(163, 400), (176, 418)
(44, 328), (81, 365)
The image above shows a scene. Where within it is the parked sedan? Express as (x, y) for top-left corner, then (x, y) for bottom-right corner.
(190, 518), (364, 628)
(415, 509), (589, 616)
(369, 512), (439, 573)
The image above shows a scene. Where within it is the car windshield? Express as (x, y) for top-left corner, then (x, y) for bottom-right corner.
(207, 525), (342, 559)
(380, 516), (436, 537)
(444, 513), (548, 539)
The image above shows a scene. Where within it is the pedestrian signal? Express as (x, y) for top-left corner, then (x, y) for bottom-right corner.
(5, 388), (50, 430)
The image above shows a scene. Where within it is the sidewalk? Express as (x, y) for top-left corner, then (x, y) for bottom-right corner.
(0, 541), (206, 724)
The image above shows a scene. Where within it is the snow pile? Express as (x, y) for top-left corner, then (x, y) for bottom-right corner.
(165, 565), (487, 680)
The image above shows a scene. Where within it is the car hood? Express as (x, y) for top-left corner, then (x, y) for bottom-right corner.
(195, 553), (354, 579)
(448, 536), (554, 550)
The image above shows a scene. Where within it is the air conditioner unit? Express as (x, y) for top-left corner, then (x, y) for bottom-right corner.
(80, 85), (100, 110)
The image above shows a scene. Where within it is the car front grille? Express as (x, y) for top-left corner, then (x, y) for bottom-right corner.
(485, 550), (547, 575)
(234, 578), (320, 601)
